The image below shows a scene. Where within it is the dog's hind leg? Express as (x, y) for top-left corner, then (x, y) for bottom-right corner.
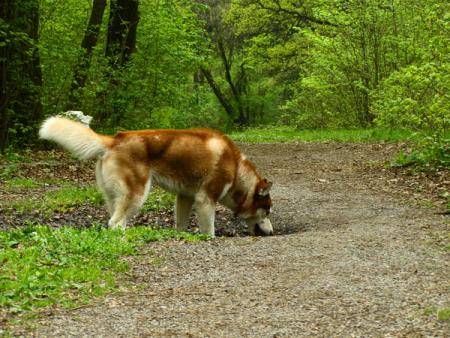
(102, 159), (151, 230)
(96, 159), (114, 215)
(108, 194), (136, 229)
(175, 194), (194, 232)
(194, 192), (216, 237)
(108, 185), (149, 230)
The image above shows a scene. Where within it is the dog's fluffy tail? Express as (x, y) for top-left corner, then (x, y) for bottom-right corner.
(39, 116), (113, 160)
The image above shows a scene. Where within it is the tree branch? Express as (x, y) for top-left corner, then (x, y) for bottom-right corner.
(248, 0), (337, 27)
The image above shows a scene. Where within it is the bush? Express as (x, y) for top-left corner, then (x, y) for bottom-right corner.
(373, 62), (450, 135)
(373, 62), (450, 168)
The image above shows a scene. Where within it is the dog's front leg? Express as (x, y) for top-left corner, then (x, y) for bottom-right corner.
(194, 193), (216, 237)
(175, 194), (194, 232)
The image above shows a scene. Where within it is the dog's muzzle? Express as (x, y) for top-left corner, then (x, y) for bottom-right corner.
(253, 218), (273, 236)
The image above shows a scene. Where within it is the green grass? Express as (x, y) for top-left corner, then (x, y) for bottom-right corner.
(10, 186), (104, 214)
(0, 225), (208, 316)
(392, 141), (449, 169)
(5, 177), (42, 189)
(5, 182), (175, 216)
(2, 174), (175, 215)
(0, 149), (31, 163)
(423, 306), (450, 321)
(437, 308), (450, 321)
(423, 307), (435, 316)
(0, 164), (19, 180)
(230, 127), (414, 143)
(0, 174), (205, 322)
(3, 176), (72, 188)
(141, 187), (175, 212)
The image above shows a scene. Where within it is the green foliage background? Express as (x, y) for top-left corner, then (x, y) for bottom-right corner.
(1, 0), (449, 165)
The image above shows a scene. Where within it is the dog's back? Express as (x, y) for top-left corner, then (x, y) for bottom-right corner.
(106, 128), (240, 194)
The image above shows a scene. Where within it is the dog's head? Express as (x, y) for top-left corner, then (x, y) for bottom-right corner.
(241, 179), (273, 236)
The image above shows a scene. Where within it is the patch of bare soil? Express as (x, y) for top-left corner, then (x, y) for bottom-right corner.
(3, 143), (450, 336)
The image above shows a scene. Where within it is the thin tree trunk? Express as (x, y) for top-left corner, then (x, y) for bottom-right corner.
(67, 0), (107, 110)
(193, 70), (203, 105)
(216, 38), (247, 125)
(200, 67), (236, 119)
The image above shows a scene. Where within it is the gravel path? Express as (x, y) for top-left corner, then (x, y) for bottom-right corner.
(31, 143), (449, 336)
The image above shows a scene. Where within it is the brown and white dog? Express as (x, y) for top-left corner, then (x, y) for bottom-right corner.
(39, 116), (273, 237)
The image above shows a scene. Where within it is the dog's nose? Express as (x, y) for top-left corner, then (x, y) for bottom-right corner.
(254, 224), (274, 236)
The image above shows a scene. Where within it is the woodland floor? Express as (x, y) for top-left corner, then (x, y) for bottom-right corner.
(2, 142), (450, 337)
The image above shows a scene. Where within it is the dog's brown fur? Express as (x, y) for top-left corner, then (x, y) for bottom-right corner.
(39, 116), (273, 236)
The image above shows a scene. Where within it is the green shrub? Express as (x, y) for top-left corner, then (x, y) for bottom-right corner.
(393, 137), (449, 168)
(373, 62), (450, 136)
(373, 62), (450, 168)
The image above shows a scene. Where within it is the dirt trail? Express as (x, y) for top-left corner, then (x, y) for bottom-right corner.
(32, 143), (449, 336)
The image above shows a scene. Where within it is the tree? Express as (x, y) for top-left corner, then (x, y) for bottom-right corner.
(106, 0), (140, 68)
(66, 0), (107, 110)
(198, 0), (252, 125)
(93, 0), (140, 123)
(198, 0), (340, 126)
(0, 0), (43, 151)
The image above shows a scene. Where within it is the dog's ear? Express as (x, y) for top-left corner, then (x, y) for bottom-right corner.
(257, 179), (272, 197)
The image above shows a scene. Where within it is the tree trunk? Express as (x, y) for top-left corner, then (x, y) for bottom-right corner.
(200, 67), (236, 119)
(0, 0), (43, 152)
(196, 2), (249, 126)
(66, 0), (107, 110)
(216, 38), (247, 125)
(96, 0), (139, 123)
(106, 0), (140, 68)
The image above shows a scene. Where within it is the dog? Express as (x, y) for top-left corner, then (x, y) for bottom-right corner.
(39, 116), (273, 237)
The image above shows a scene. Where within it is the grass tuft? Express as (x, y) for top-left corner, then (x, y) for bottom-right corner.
(0, 164), (19, 180)
(437, 308), (450, 321)
(392, 141), (450, 169)
(5, 177), (41, 189)
(141, 187), (175, 212)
